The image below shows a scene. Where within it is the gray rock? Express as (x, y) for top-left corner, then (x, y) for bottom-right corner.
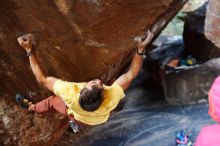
(162, 58), (220, 104)
(144, 35), (219, 104)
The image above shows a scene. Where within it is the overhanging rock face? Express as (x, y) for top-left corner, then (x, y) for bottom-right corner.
(0, 0), (187, 97)
(0, 0), (187, 145)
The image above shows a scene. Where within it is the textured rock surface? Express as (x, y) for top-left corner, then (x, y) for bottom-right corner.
(0, 95), (66, 146)
(0, 0), (187, 97)
(0, 0), (187, 145)
(205, 0), (220, 48)
(183, 2), (220, 60)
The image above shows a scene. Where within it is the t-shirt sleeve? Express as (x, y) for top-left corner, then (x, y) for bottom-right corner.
(111, 83), (125, 101)
(53, 79), (87, 106)
(53, 79), (72, 100)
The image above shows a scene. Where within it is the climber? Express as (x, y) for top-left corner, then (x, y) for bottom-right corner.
(16, 31), (153, 130)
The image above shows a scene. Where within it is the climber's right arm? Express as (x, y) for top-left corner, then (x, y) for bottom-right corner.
(17, 34), (58, 92)
(28, 54), (58, 92)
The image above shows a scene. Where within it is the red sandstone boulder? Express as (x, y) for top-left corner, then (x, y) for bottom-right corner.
(0, 0), (187, 97)
(0, 0), (187, 145)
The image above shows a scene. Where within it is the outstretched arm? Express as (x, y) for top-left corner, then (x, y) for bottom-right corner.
(114, 31), (153, 91)
(17, 34), (58, 92)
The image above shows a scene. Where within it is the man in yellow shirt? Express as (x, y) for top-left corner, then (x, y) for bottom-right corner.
(16, 31), (153, 128)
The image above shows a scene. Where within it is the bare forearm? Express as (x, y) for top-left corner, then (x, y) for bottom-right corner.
(29, 53), (46, 84)
(29, 53), (57, 92)
(114, 50), (144, 91)
(114, 31), (153, 91)
(128, 51), (144, 79)
(128, 32), (153, 79)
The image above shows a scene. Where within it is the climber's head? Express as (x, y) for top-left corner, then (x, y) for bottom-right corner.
(79, 79), (103, 112)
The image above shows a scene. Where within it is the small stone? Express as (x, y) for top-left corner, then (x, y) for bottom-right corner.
(55, 45), (61, 50)
(198, 99), (207, 103)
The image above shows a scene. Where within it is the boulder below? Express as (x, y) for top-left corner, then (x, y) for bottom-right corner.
(144, 35), (219, 104)
(161, 58), (220, 104)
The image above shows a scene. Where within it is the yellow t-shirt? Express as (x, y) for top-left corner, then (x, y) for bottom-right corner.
(53, 79), (125, 125)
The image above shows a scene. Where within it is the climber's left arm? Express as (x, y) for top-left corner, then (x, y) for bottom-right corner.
(114, 31), (153, 91)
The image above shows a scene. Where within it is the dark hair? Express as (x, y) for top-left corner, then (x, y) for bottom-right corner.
(79, 85), (103, 112)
